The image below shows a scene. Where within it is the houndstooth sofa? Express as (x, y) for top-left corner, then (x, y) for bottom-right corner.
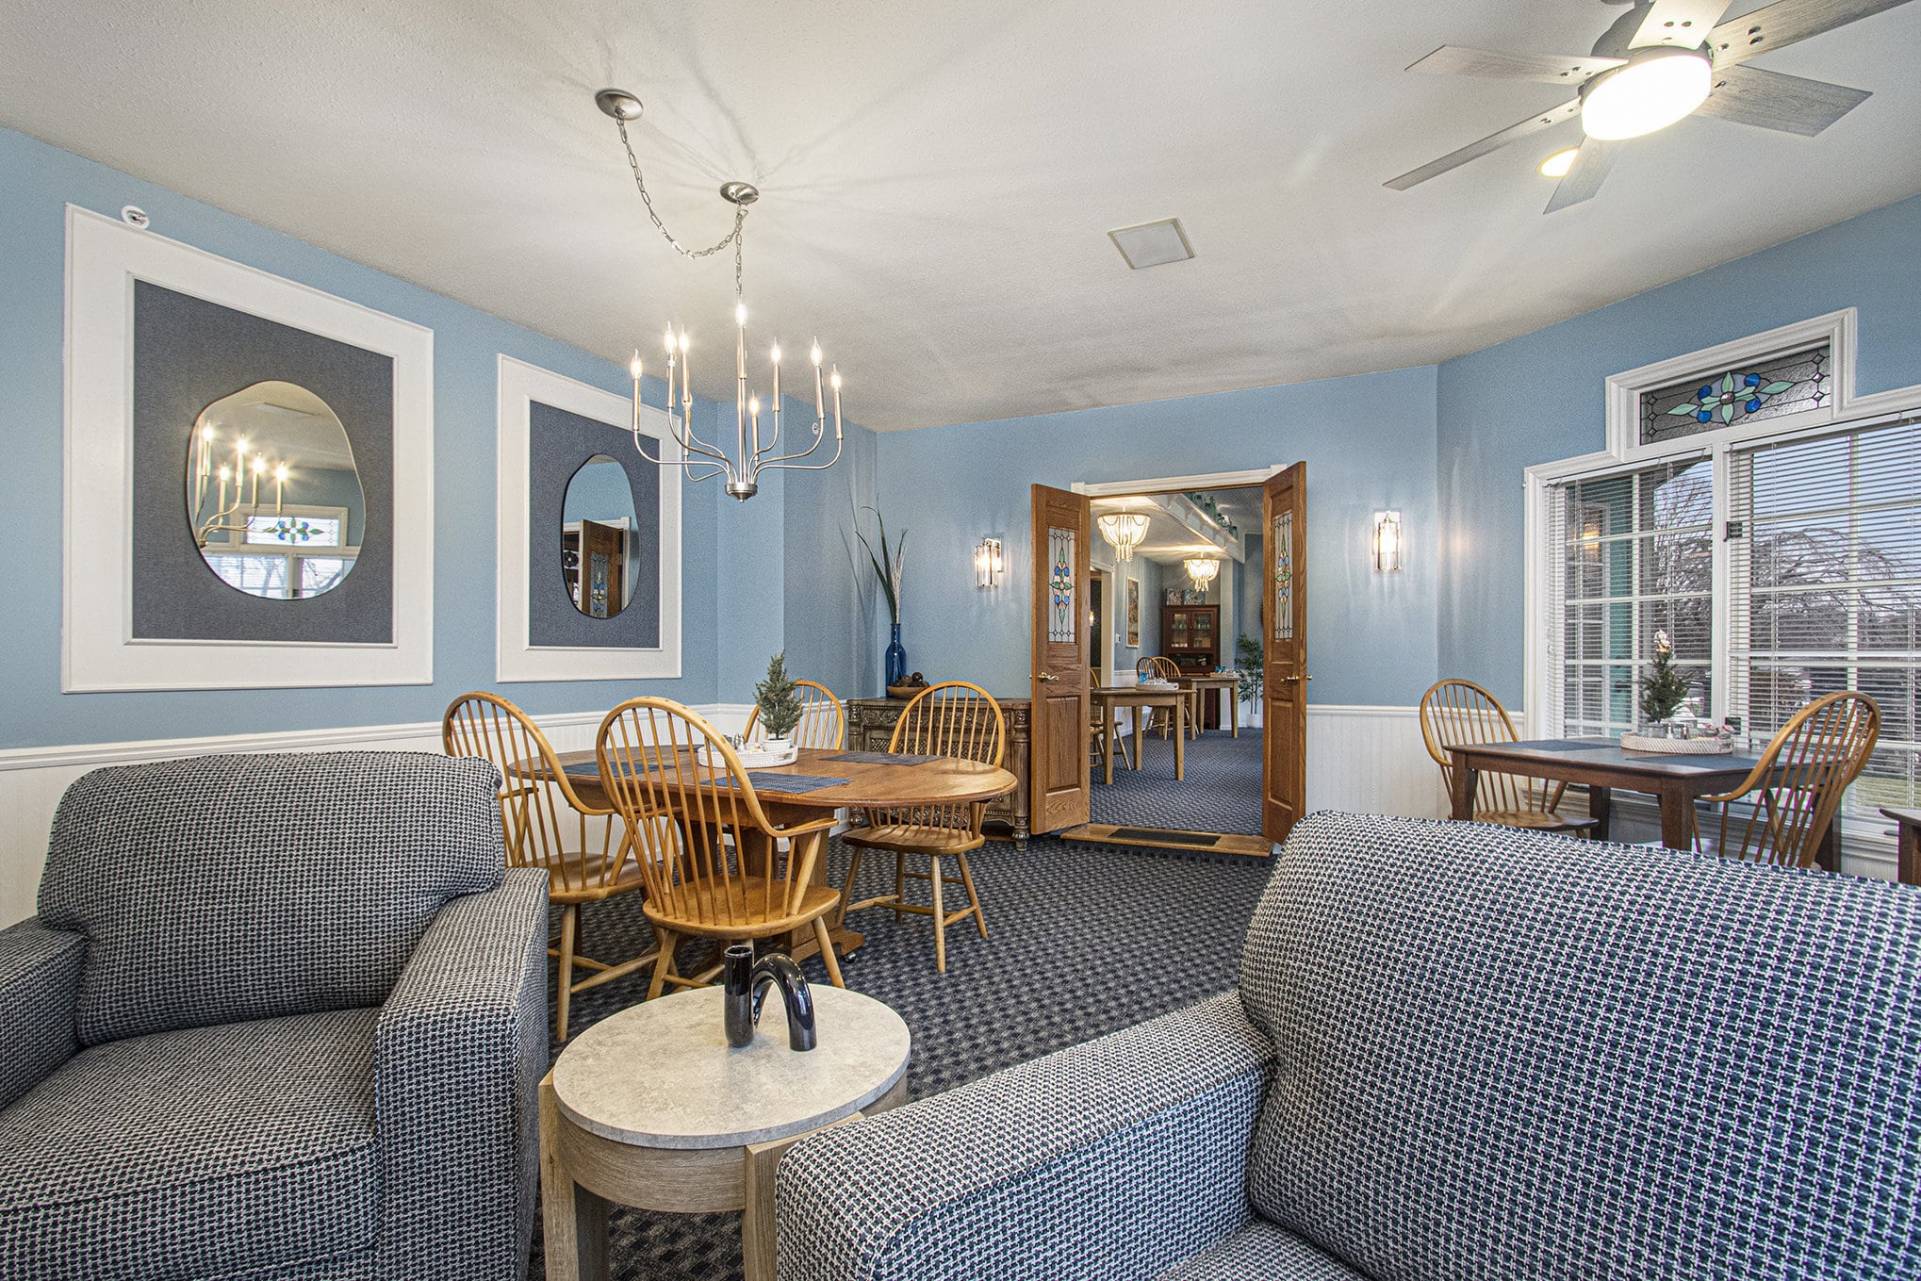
(776, 811), (1921, 1280)
(0, 751), (549, 1280)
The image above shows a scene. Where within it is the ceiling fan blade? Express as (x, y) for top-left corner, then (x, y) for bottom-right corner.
(1632, 0), (1733, 48)
(1694, 63), (1872, 134)
(1406, 45), (1623, 84)
(1544, 139), (1622, 213)
(1709, 0), (1916, 67)
(1384, 99), (1582, 190)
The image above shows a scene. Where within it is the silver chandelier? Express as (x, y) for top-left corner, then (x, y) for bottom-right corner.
(597, 88), (844, 501)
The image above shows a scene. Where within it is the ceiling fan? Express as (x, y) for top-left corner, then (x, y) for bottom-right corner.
(1385, 0), (1914, 213)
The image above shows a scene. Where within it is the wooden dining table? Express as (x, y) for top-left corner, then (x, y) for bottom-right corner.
(1091, 685), (1186, 785)
(1182, 673), (1240, 738)
(1882, 807), (1921, 886)
(545, 747), (1020, 960)
(1444, 737), (1839, 871)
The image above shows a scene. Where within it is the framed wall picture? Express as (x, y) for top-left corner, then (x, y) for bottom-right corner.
(1126, 577), (1140, 647)
(62, 206), (434, 691)
(495, 356), (682, 681)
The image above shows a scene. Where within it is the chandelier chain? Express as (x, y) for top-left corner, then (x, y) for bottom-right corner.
(615, 116), (748, 298)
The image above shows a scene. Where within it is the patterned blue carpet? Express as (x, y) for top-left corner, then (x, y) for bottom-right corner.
(1091, 727), (1264, 835)
(532, 833), (1273, 1280)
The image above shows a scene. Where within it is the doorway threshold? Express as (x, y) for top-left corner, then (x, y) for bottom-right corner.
(1061, 823), (1272, 859)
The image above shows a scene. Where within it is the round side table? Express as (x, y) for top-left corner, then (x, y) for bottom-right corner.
(540, 986), (911, 1281)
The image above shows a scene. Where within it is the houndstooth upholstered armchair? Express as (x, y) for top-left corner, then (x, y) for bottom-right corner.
(776, 811), (1921, 1280)
(0, 751), (549, 1280)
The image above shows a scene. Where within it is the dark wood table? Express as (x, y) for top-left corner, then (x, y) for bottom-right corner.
(1444, 737), (1839, 871)
(546, 748), (1019, 960)
(1882, 808), (1921, 886)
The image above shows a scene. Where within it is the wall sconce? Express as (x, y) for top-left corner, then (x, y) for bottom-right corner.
(974, 536), (1003, 589)
(1372, 510), (1403, 573)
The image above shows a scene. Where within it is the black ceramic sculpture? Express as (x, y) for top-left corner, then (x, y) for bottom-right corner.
(722, 944), (817, 1051)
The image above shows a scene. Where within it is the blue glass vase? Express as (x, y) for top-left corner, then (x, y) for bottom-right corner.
(885, 623), (907, 687)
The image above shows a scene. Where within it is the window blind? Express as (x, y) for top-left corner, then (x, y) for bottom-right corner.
(1543, 456), (1714, 738)
(1728, 411), (1921, 818)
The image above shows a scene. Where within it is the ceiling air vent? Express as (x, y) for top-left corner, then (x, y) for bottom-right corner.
(1107, 218), (1194, 270)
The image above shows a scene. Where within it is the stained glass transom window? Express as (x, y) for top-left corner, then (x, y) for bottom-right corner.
(1047, 527), (1076, 643)
(1273, 511), (1294, 643)
(1639, 343), (1830, 447)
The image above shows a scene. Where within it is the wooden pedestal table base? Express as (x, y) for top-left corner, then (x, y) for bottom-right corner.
(541, 985), (911, 1281)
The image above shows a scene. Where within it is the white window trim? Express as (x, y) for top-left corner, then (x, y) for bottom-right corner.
(1605, 309), (1857, 464)
(494, 355), (682, 682)
(62, 206), (434, 691)
(1526, 315), (1921, 863)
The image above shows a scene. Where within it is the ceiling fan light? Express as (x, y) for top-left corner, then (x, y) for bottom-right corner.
(1581, 47), (1711, 141)
(1538, 147), (1580, 179)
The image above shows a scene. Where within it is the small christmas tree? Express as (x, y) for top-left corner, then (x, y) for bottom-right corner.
(1640, 629), (1692, 725)
(755, 652), (803, 741)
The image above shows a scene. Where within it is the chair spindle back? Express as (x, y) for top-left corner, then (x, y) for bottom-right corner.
(877, 682), (1006, 833)
(596, 697), (820, 927)
(743, 679), (846, 750)
(442, 691), (622, 895)
(1698, 691), (1880, 867)
(1137, 656), (1182, 683)
(1419, 679), (1565, 818)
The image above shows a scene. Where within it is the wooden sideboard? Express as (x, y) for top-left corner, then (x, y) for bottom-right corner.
(846, 697), (1031, 844)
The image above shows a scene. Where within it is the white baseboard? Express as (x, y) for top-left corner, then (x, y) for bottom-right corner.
(0, 703), (756, 926)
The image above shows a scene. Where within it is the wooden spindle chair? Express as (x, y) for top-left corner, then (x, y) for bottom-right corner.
(841, 682), (1005, 973)
(442, 692), (657, 1040)
(1419, 678), (1599, 836)
(595, 697), (846, 997)
(1692, 691), (1879, 867)
(743, 679), (846, 750)
(1136, 655), (1199, 741)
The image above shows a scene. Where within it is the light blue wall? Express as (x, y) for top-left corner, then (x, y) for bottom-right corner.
(1436, 193), (1921, 705)
(871, 366), (1441, 705)
(781, 405), (881, 701)
(0, 127), (732, 748)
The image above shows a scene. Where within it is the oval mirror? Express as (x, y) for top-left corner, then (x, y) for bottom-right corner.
(563, 454), (640, 619)
(185, 381), (363, 600)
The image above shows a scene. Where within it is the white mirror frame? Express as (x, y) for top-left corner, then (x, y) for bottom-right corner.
(62, 206), (434, 692)
(495, 355), (682, 681)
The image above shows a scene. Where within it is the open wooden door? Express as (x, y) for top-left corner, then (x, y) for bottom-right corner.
(578, 519), (625, 619)
(1262, 463), (1308, 842)
(1030, 484), (1092, 835)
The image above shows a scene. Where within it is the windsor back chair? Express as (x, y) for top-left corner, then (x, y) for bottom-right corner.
(1420, 678), (1599, 836)
(1693, 691), (1879, 867)
(595, 697), (846, 996)
(842, 682), (1006, 973)
(442, 691), (657, 1039)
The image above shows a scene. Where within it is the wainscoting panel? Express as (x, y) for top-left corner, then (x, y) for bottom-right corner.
(0, 704), (753, 925)
(1305, 705), (1449, 822)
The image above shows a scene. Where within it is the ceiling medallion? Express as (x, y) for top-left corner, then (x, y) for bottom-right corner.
(596, 88), (843, 501)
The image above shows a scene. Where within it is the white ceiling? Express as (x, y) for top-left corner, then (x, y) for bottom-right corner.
(5, 1), (1918, 431)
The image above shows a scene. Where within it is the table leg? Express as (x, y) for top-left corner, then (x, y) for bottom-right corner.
(1448, 761), (1477, 821)
(1657, 786), (1694, 851)
(540, 1075), (610, 1281)
(1131, 705), (1144, 771)
(1587, 786), (1612, 842)
(1813, 816), (1841, 873)
(1174, 698), (1186, 781)
(1900, 821), (1921, 886)
(1228, 687), (1238, 738)
(1102, 701), (1115, 786)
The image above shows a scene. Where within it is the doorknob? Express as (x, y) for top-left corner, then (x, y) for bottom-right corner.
(1279, 674), (1312, 683)
(1037, 672), (1059, 683)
